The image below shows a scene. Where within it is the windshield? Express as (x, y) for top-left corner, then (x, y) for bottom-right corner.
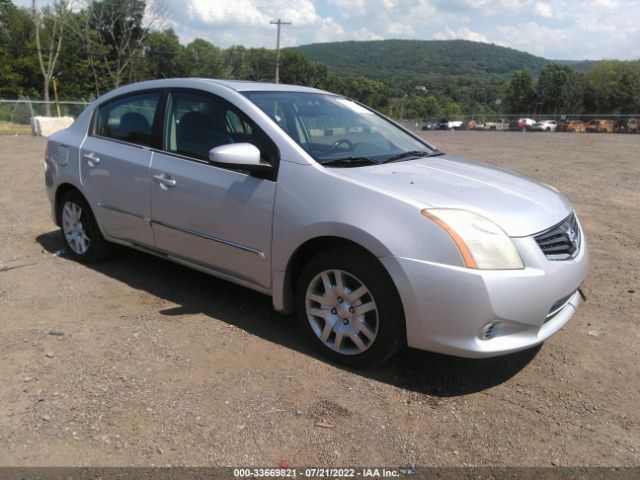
(243, 91), (438, 165)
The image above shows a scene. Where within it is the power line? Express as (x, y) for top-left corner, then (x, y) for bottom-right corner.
(270, 19), (291, 84)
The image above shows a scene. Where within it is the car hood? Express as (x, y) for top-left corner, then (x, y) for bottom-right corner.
(334, 155), (572, 237)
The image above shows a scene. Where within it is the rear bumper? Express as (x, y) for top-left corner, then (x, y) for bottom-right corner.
(381, 232), (589, 358)
(44, 152), (58, 225)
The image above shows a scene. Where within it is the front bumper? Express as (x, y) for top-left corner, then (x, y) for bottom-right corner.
(381, 231), (589, 358)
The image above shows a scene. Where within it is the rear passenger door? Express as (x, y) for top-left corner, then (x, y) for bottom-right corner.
(149, 90), (278, 290)
(80, 91), (162, 247)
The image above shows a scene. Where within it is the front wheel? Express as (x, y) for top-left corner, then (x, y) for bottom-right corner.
(295, 249), (405, 368)
(58, 190), (110, 263)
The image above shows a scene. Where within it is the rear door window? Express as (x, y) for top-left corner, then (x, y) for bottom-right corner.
(94, 92), (161, 148)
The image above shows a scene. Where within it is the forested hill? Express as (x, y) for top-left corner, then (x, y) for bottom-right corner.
(289, 39), (593, 83)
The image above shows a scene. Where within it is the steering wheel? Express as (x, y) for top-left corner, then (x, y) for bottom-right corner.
(328, 138), (353, 154)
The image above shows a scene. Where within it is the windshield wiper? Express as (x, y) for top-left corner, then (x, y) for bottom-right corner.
(319, 156), (378, 167)
(383, 150), (445, 163)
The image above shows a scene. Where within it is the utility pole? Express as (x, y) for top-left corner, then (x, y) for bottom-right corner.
(270, 19), (291, 83)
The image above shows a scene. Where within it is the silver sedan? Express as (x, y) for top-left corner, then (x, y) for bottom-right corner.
(44, 79), (588, 367)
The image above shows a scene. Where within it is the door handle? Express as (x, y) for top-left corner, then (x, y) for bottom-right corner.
(83, 152), (100, 167)
(153, 173), (177, 188)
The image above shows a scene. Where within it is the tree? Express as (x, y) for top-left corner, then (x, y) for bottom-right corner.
(1, 1), (43, 98)
(184, 38), (225, 78)
(445, 101), (463, 119)
(54, 8), (106, 100)
(3, 9), (639, 119)
(141, 28), (186, 79)
(32, 0), (72, 115)
(224, 45), (252, 80)
(423, 94), (442, 121)
(505, 69), (536, 113)
(631, 61), (640, 113)
(334, 76), (390, 111)
(245, 48), (275, 81)
(79, 0), (165, 88)
(536, 64), (580, 114)
(279, 50), (327, 88)
(559, 70), (586, 114)
(585, 60), (639, 114)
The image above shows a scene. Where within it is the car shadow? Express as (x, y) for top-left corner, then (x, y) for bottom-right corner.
(37, 230), (539, 397)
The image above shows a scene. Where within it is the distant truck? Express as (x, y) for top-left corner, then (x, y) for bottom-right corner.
(484, 120), (506, 130)
(615, 118), (640, 133)
(438, 119), (463, 130)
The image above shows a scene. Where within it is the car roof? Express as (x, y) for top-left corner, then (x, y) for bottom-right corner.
(91, 78), (332, 108)
(103, 78), (329, 96)
(201, 78), (326, 93)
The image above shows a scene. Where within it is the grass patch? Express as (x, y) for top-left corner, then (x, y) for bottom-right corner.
(0, 121), (32, 135)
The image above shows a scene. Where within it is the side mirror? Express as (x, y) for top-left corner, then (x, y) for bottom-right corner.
(209, 143), (272, 176)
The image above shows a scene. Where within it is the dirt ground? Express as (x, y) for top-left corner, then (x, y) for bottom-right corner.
(0, 131), (638, 468)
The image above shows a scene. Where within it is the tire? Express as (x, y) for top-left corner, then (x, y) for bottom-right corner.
(295, 248), (405, 368)
(58, 190), (111, 263)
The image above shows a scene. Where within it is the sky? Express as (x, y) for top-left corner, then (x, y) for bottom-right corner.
(18, 0), (640, 60)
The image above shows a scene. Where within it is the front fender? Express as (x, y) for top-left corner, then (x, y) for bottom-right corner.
(270, 161), (466, 312)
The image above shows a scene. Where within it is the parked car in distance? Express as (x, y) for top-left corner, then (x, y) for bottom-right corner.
(484, 120), (505, 131)
(615, 118), (640, 133)
(461, 120), (486, 130)
(44, 78), (588, 368)
(532, 120), (557, 132)
(586, 119), (615, 133)
(421, 122), (439, 131)
(557, 120), (586, 132)
(438, 119), (463, 130)
(508, 117), (536, 131)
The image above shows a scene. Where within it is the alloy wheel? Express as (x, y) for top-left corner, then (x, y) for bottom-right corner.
(62, 201), (90, 254)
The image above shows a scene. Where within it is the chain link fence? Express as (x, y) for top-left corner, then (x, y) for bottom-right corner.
(0, 98), (90, 134)
(1, 98), (638, 135)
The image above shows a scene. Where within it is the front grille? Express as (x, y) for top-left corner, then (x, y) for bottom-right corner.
(534, 213), (581, 260)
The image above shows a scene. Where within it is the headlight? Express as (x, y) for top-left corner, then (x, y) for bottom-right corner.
(421, 208), (524, 270)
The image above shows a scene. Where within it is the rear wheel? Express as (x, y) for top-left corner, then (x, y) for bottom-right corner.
(296, 249), (405, 368)
(58, 190), (110, 263)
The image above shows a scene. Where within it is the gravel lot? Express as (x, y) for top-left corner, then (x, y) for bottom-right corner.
(0, 132), (638, 467)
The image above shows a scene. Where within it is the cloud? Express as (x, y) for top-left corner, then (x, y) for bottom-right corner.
(490, 22), (569, 57)
(433, 0), (535, 13)
(426, 0), (640, 59)
(186, 0), (319, 27)
(433, 27), (489, 43)
(171, 0), (386, 49)
(15, 0), (640, 60)
(534, 2), (553, 18)
(482, 2), (640, 59)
